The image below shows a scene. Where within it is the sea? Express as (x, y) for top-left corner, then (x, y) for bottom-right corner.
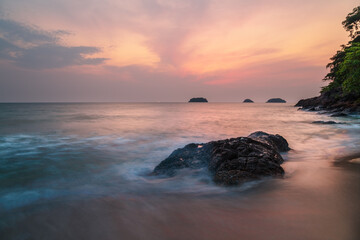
(0, 103), (359, 240)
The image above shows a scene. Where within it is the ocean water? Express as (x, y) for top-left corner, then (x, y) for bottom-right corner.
(0, 103), (359, 240)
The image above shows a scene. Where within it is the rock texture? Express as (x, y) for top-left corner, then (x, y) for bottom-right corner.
(152, 131), (289, 185)
(243, 99), (254, 103)
(312, 121), (337, 124)
(295, 88), (360, 114)
(266, 98), (286, 103)
(189, 97), (208, 102)
(330, 113), (348, 117)
(248, 131), (290, 152)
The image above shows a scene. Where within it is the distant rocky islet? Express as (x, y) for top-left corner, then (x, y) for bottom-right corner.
(187, 97), (289, 103)
(266, 98), (286, 103)
(188, 97), (208, 102)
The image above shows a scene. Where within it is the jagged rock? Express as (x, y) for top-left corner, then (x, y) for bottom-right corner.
(248, 131), (290, 152)
(295, 88), (360, 113)
(330, 112), (348, 117)
(152, 132), (289, 185)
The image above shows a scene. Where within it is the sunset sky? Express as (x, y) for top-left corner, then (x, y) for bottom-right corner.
(0, 0), (358, 102)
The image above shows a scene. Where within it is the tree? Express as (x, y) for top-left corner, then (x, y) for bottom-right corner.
(342, 6), (360, 40)
(338, 43), (360, 95)
(322, 6), (360, 97)
(323, 47), (346, 83)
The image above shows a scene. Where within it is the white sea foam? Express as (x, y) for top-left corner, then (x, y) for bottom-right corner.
(0, 103), (359, 212)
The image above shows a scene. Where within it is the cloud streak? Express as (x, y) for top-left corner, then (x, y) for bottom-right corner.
(0, 19), (108, 69)
(0, 19), (67, 46)
(0, 0), (358, 101)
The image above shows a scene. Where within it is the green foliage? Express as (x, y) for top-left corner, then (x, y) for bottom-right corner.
(322, 6), (360, 97)
(321, 80), (340, 93)
(338, 43), (360, 95)
(323, 48), (346, 83)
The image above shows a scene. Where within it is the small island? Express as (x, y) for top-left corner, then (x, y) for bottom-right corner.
(266, 98), (286, 103)
(188, 97), (208, 102)
(243, 99), (254, 103)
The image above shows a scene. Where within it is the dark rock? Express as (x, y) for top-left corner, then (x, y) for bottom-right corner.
(266, 98), (286, 103)
(312, 121), (338, 124)
(243, 99), (254, 103)
(248, 131), (290, 152)
(152, 143), (212, 177)
(330, 112), (348, 117)
(295, 87), (360, 113)
(189, 97), (208, 102)
(152, 132), (289, 185)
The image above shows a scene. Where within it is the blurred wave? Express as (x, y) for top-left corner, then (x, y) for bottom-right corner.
(0, 103), (359, 239)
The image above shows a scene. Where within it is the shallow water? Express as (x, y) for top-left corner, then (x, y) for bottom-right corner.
(0, 103), (359, 240)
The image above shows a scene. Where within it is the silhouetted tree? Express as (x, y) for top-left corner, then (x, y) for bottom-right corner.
(322, 6), (360, 98)
(342, 6), (360, 39)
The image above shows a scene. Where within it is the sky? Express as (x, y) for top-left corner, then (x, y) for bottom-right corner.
(0, 0), (358, 102)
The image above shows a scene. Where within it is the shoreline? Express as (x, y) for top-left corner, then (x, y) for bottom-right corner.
(295, 89), (360, 116)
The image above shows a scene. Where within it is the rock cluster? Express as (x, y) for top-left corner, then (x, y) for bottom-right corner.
(295, 88), (360, 114)
(152, 131), (289, 185)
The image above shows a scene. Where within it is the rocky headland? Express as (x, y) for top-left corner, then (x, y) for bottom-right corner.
(295, 88), (360, 115)
(295, 7), (360, 115)
(152, 131), (290, 185)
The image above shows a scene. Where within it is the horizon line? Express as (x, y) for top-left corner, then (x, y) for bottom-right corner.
(0, 101), (296, 104)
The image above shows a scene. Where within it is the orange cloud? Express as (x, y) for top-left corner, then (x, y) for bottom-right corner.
(0, 0), (358, 102)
